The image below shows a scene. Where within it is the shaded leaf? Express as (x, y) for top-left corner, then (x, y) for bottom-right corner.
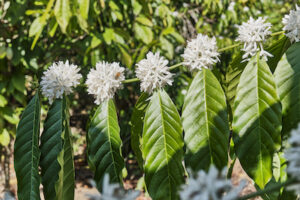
(40, 97), (75, 200)
(274, 42), (300, 138)
(87, 99), (124, 191)
(14, 93), (41, 200)
(233, 55), (282, 189)
(130, 93), (149, 169)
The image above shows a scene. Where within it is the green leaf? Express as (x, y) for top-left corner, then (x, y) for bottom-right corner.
(29, 17), (43, 37)
(87, 99), (124, 191)
(54, 0), (72, 33)
(182, 69), (229, 171)
(0, 95), (8, 107)
(0, 128), (10, 146)
(40, 97), (75, 200)
(225, 37), (290, 117)
(134, 23), (153, 44)
(14, 93), (41, 200)
(12, 73), (25, 92)
(55, 118), (75, 200)
(130, 93), (149, 169)
(232, 55), (282, 189)
(30, 0), (56, 50)
(266, 36), (291, 73)
(225, 53), (247, 116)
(136, 15), (153, 26)
(274, 42), (300, 138)
(142, 90), (184, 200)
(77, 0), (89, 19)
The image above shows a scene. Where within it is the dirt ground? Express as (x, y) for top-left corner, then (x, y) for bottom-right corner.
(0, 151), (261, 200)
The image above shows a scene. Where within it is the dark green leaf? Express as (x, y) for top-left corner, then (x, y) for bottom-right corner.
(130, 92), (149, 169)
(40, 97), (75, 200)
(274, 42), (300, 138)
(87, 99), (125, 191)
(14, 93), (41, 200)
(233, 55), (282, 189)
(182, 69), (229, 171)
(266, 36), (291, 73)
(142, 90), (184, 200)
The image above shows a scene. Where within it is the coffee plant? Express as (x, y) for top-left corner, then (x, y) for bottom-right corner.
(11, 2), (300, 200)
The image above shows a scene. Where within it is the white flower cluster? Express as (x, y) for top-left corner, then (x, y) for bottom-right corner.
(180, 166), (246, 200)
(285, 124), (300, 195)
(282, 5), (300, 43)
(86, 174), (140, 200)
(86, 61), (125, 105)
(182, 34), (219, 71)
(236, 17), (272, 62)
(41, 61), (82, 104)
(135, 51), (173, 93)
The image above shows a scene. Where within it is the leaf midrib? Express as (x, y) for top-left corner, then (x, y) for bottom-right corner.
(203, 70), (214, 165)
(29, 94), (39, 199)
(106, 100), (119, 183)
(158, 90), (172, 200)
(256, 56), (264, 186)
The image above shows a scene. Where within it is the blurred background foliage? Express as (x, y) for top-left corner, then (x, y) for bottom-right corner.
(0, 0), (297, 190)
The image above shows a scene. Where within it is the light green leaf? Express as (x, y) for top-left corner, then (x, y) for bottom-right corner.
(130, 93), (149, 169)
(0, 128), (10, 146)
(232, 55), (282, 189)
(14, 93), (41, 200)
(77, 0), (89, 19)
(182, 69), (229, 171)
(274, 42), (300, 138)
(136, 15), (153, 26)
(40, 97), (75, 200)
(54, 0), (72, 33)
(134, 23), (153, 44)
(142, 90), (184, 200)
(0, 95), (8, 107)
(87, 99), (124, 191)
(225, 37), (290, 117)
(29, 17), (43, 37)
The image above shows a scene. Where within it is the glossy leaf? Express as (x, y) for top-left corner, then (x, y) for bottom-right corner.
(225, 53), (247, 115)
(87, 99), (124, 191)
(182, 69), (229, 171)
(14, 93), (41, 200)
(130, 92), (149, 169)
(40, 97), (75, 200)
(225, 36), (289, 116)
(232, 55), (282, 189)
(55, 119), (75, 200)
(274, 42), (300, 138)
(142, 90), (184, 200)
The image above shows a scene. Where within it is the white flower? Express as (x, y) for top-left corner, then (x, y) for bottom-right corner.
(236, 17), (273, 62)
(182, 34), (220, 71)
(243, 6), (249, 12)
(41, 60), (82, 104)
(285, 124), (300, 195)
(86, 61), (125, 105)
(180, 166), (246, 200)
(282, 5), (300, 43)
(228, 2), (235, 12)
(135, 52), (173, 93)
